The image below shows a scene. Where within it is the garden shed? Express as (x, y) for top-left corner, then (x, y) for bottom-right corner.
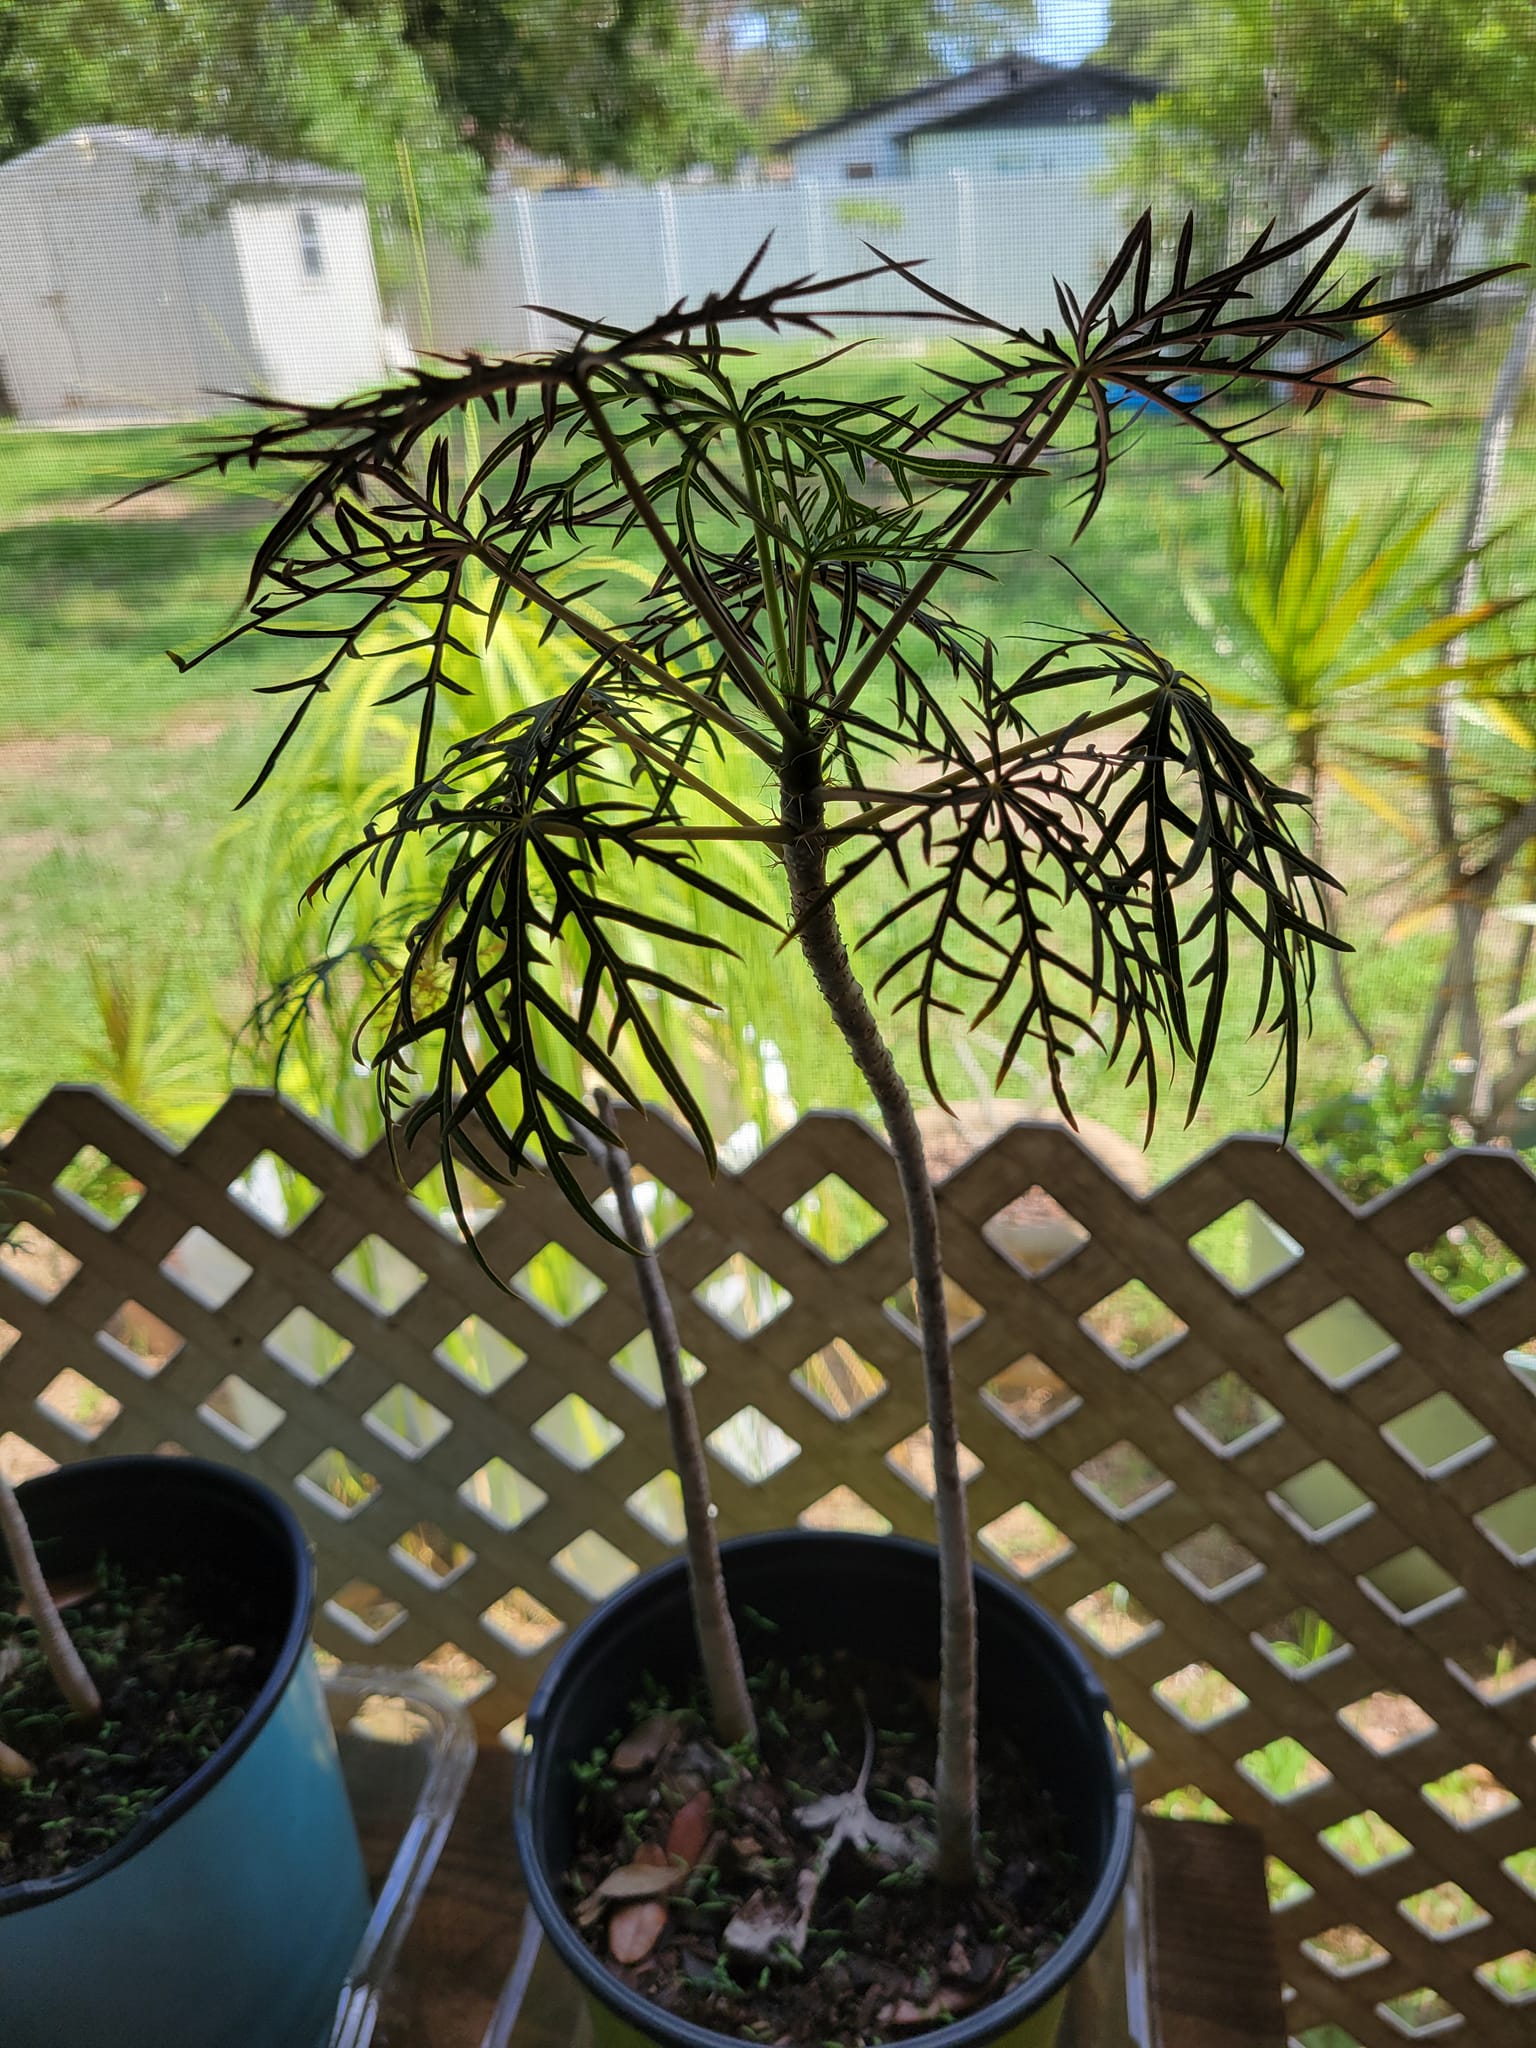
(0, 127), (389, 424)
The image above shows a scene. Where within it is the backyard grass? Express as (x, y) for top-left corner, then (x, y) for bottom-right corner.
(3, 328), (1536, 1164)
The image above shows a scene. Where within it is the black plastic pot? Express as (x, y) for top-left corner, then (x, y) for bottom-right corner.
(515, 1530), (1136, 2048)
(0, 1456), (369, 2047)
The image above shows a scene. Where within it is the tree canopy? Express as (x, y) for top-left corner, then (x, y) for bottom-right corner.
(1103, 0), (1536, 273)
(0, 0), (1043, 221)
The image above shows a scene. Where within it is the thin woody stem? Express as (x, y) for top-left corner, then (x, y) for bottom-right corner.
(780, 747), (978, 1891)
(0, 1472), (101, 1724)
(583, 1108), (757, 1750)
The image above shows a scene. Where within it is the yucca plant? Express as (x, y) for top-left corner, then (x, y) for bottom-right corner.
(1187, 437), (1528, 1048)
(169, 192), (1499, 1894)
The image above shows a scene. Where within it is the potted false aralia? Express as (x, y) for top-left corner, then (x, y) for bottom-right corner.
(0, 1192), (369, 2046)
(176, 196), (1498, 2046)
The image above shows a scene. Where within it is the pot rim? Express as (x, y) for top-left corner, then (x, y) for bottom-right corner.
(514, 1528), (1137, 2048)
(0, 1455), (315, 1917)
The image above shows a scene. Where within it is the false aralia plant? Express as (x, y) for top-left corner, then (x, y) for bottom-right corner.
(164, 191), (1506, 1891)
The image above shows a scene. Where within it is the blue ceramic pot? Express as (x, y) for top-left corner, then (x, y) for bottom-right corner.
(515, 1530), (1136, 2048)
(0, 1456), (370, 2048)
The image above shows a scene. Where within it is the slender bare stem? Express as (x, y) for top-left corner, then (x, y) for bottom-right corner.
(582, 1109), (757, 1750)
(0, 1471), (101, 1724)
(780, 747), (978, 1891)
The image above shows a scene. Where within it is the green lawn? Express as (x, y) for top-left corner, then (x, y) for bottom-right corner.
(3, 334), (1534, 1163)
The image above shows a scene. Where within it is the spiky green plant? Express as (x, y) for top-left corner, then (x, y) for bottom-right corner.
(170, 193), (1502, 1891)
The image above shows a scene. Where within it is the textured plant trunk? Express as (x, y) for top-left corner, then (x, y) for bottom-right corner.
(0, 1470), (101, 1723)
(780, 749), (979, 1891)
(586, 1113), (757, 1750)
(1422, 278), (1536, 1103)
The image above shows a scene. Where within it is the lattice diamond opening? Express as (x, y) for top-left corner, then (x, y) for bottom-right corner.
(982, 1185), (1089, 1277)
(1398, 1882), (1489, 1942)
(1503, 1847), (1536, 1899)
(198, 1375), (286, 1450)
(1477, 1952), (1536, 2006)
(783, 1175), (887, 1262)
(0, 1318), (16, 1363)
(228, 1152), (323, 1235)
(1066, 1582), (1161, 1656)
(1302, 1925), (1391, 1980)
(54, 1145), (145, 1227)
(697, 1253), (792, 1335)
(1421, 1763), (1519, 1829)
(1163, 1524), (1264, 1601)
(1153, 1663), (1248, 1730)
(0, 1434), (53, 1487)
(626, 1470), (685, 1544)
(1188, 1200), (1302, 1294)
(364, 1384), (452, 1461)
(1338, 1691), (1436, 1755)
(551, 1530), (640, 1601)
(533, 1394), (623, 1470)
(513, 1243), (605, 1324)
(3, 1225), (81, 1301)
(459, 1457), (546, 1531)
(1376, 1987), (1461, 2038)
(886, 1425), (981, 1499)
(36, 1368), (120, 1443)
(418, 1642), (497, 1702)
(798, 1486), (891, 1535)
(298, 1449), (382, 1520)
(791, 1341), (886, 1420)
(981, 1354), (1079, 1438)
(1238, 1736), (1330, 1803)
(97, 1300), (183, 1377)
(1361, 1548), (1463, 1626)
(391, 1522), (476, 1589)
(334, 1235), (427, 1316)
(410, 1162), (505, 1235)
(436, 1316), (524, 1394)
(325, 1579), (407, 1644)
(1382, 1392), (1493, 1480)
(1072, 1439), (1172, 1520)
(1255, 1607), (1352, 1679)
(884, 1276), (982, 1343)
(1448, 1636), (1536, 1702)
(708, 1406), (800, 1485)
(1079, 1280), (1186, 1365)
(1266, 1856), (1314, 1911)
(978, 1502), (1072, 1580)
(265, 1306), (353, 1385)
(480, 1587), (564, 1656)
(1145, 1785), (1229, 1823)
(1408, 1216), (1525, 1308)
(611, 1334), (705, 1408)
(1319, 1810), (1413, 1874)
(1269, 1460), (1375, 1542)
(594, 1170), (691, 1246)
(1176, 1370), (1281, 1456)
(161, 1227), (250, 1309)
(1287, 1297), (1398, 1388)
(1476, 1483), (1536, 1566)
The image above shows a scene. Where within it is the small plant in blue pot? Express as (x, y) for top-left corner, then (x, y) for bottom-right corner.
(0, 1195), (369, 2048)
(185, 197), (1498, 2046)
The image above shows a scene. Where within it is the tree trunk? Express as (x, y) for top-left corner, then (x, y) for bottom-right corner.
(0, 1471), (101, 1723)
(1424, 277), (1536, 1108)
(780, 747), (978, 1890)
(584, 1112), (757, 1750)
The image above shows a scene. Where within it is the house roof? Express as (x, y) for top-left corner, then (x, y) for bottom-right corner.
(778, 56), (1154, 153)
(903, 68), (1158, 139)
(0, 126), (364, 195)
